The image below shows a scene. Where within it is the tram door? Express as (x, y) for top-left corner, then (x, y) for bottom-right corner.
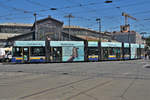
(116, 48), (121, 59)
(51, 47), (62, 62)
(23, 47), (29, 62)
(102, 48), (109, 60)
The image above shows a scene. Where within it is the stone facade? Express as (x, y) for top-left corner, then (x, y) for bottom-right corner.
(5, 16), (64, 46)
(33, 16), (63, 41)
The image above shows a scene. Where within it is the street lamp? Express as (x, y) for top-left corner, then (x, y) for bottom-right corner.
(96, 18), (101, 41)
(96, 18), (102, 61)
(33, 13), (37, 40)
(64, 14), (74, 41)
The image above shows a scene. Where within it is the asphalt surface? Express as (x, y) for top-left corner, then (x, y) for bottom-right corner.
(0, 59), (150, 100)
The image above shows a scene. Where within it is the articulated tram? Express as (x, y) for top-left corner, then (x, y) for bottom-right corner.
(11, 41), (145, 63)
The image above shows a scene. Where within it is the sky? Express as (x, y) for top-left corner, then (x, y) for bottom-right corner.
(0, 0), (150, 37)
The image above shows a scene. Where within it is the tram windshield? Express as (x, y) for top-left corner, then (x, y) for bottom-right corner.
(13, 47), (22, 57)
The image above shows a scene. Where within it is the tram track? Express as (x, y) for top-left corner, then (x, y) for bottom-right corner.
(66, 80), (112, 100)
(16, 70), (149, 100)
(18, 76), (113, 100)
(18, 77), (93, 100)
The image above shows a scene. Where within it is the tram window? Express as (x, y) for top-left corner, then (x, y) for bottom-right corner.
(52, 47), (62, 57)
(102, 47), (109, 59)
(116, 48), (121, 58)
(24, 48), (28, 51)
(31, 47), (45, 56)
(124, 48), (129, 55)
(51, 47), (62, 62)
(88, 47), (98, 55)
(115, 48), (121, 53)
(109, 48), (115, 55)
(137, 48), (140, 57)
(13, 47), (22, 57)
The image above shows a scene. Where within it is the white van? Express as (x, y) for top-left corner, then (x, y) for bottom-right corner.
(4, 47), (12, 62)
(0, 48), (5, 62)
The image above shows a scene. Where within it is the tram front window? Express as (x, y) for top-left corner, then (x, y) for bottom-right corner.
(31, 47), (45, 56)
(13, 47), (22, 57)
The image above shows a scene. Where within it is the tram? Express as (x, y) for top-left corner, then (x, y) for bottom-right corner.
(11, 41), (145, 63)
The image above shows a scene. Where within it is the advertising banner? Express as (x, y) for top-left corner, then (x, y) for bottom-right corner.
(62, 46), (84, 61)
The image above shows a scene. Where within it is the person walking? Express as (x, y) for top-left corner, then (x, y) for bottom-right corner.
(145, 52), (148, 60)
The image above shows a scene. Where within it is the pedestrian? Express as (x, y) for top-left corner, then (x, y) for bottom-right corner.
(145, 53), (148, 60)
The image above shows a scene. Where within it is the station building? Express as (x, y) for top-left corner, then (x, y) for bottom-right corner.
(0, 23), (32, 47)
(1, 16), (115, 47)
(0, 16), (144, 47)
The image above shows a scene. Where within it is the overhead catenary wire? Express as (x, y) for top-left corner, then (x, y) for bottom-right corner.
(0, 3), (33, 13)
(0, 0), (149, 19)
(2, 0), (150, 16)
(0, 0), (149, 34)
(25, 0), (49, 8)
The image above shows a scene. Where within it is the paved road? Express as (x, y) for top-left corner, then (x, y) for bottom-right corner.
(0, 59), (150, 100)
